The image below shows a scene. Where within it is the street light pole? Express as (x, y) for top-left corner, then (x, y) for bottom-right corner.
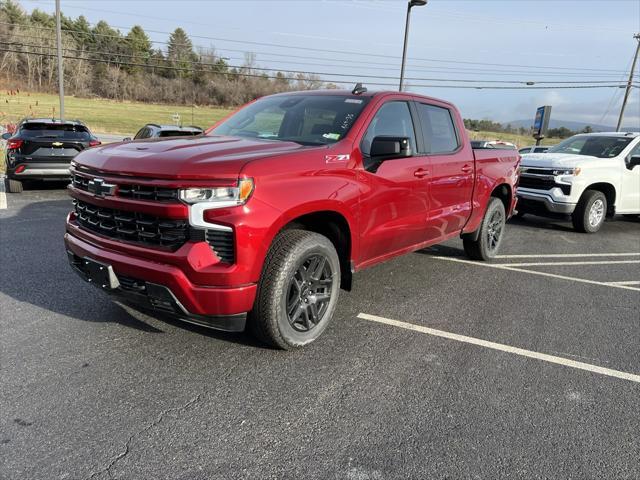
(399, 0), (427, 91)
(616, 33), (640, 132)
(55, 0), (65, 121)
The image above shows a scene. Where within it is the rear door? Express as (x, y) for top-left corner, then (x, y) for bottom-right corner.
(414, 102), (474, 237)
(357, 100), (431, 264)
(19, 123), (90, 162)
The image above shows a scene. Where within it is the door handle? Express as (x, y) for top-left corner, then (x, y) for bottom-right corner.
(461, 164), (473, 174)
(414, 168), (429, 178)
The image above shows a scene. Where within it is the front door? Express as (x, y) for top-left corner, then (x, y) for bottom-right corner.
(357, 101), (431, 264)
(619, 142), (640, 213)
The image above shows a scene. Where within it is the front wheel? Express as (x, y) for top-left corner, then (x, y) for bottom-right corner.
(463, 197), (506, 261)
(249, 229), (341, 350)
(572, 190), (606, 233)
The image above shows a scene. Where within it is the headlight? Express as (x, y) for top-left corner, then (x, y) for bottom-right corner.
(179, 178), (254, 207)
(553, 168), (581, 176)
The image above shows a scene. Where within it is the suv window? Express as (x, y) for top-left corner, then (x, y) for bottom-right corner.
(20, 123), (91, 140)
(416, 104), (459, 154)
(361, 101), (416, 156)
(134, 127), (150, 140)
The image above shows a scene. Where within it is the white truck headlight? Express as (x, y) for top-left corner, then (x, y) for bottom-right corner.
(553, 168), (581, 176)
(179, 178), (254, 207)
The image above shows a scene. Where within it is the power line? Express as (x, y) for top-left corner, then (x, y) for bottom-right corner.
(3, 41), (635, 87)
(5, 30), (635, 79)
(2, 47), (636, 91)
(0, 20), (633, 74)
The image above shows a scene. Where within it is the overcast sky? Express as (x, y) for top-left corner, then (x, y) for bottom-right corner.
(19, 0), (640, 128)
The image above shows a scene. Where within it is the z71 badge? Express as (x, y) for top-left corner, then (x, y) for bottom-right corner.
(325, 154), (350, 164)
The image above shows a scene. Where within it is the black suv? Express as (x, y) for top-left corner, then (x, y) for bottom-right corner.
(127, 124), (203, 141)
(2, 118), (101, 193)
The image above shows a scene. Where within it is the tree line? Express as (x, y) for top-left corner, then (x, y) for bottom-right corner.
(463, 118), (593, 139)
(0, 0), (335, 107)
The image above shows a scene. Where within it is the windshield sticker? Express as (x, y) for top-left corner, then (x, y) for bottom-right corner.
(340, 113), (356, 131)
(345, 98), (363, 104)
(325, 154), (350, 164)
(322, 133), (341, 140)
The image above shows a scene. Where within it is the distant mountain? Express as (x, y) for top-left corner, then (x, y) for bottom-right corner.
(505, 119), (622, 132)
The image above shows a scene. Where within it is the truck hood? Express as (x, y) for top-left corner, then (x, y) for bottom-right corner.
(73, 135), (313, 179)
(520, 152), (598, 168)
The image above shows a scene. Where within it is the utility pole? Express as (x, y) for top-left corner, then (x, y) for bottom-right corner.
(616, 33), (640, 132)
(55, 0), (65, 121)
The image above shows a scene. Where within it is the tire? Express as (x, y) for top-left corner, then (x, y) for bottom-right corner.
(572, 190), (606, 233)
(463, 197), (506, 261)
(249, 229), (341, 350)
(5, 178), (23, 193)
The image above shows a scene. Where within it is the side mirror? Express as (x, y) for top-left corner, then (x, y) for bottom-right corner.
(370, 136), (412, 159)
(123, 137), (132, 142)
(1, 132), (11, 140)
(628, 154), (640, 170)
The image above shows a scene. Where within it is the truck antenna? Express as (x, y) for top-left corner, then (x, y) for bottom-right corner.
(352, 83), (367, 95)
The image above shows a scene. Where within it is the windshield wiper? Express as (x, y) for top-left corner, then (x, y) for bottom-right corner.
(277, 138), (325, 146)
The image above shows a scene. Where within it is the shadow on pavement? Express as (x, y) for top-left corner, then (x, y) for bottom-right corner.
(0, 198), (264, 347)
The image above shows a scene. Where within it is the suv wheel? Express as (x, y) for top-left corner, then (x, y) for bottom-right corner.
(463, 197), (506, 261)
(572, 190), (606, 233)
(249, 229), (340, 349)
(5, 178), (23, 193)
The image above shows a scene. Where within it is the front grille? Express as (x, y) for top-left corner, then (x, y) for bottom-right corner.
(519, 176), (571, 195)
(72, 173), (178, 202)
(73, 199), (189, 250)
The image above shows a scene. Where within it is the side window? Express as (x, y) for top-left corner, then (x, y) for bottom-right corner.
(361, 101), (416, 157)
(133, 128), (146, 140)
(627, 141), (640, 166)
(417, 103), (460, 154)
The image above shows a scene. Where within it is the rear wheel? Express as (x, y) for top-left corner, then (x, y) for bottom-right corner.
(463, 197), (506, 261)
(5, 178), (23, 193)
(249, 229), (340, 349)
(572, 190), (606, 233)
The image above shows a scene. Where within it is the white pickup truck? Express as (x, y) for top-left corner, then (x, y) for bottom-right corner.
(516, 132), (640, 232)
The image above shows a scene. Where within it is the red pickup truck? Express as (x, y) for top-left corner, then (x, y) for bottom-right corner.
(65, 88), (519, 349)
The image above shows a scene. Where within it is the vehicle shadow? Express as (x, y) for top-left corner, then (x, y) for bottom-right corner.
(508, 214), (576, 232)
(0, 198), (262, 347)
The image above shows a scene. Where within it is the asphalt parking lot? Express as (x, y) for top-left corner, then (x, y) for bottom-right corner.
(1, 186), (639, 480)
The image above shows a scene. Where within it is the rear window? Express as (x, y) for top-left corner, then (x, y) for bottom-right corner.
(417, 104), (460, 154)
(158, 130), (201, 137)
(20, 123), (91, 140)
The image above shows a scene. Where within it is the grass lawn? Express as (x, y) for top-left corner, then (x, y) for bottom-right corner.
(0, 91), (232, 135)
(468, 130), (557, 148)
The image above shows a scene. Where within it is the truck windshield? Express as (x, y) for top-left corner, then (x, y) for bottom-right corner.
(209, 94), (370, 146)
(547, 135), (633, 158)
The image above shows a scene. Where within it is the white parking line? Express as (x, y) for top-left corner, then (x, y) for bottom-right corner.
(0, 178), (6, 210)
(434, 256), (640, 292)
(495, 253), (640, 258)
(493, 260), (640, 267)
(605, 280), (640, 286)
(357, 313), (640, 384)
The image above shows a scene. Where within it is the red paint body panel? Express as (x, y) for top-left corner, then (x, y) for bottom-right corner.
(65, 90), (519, 318)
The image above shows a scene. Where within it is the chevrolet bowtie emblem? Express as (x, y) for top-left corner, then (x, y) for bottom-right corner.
(52, 142), (63, 147)
(87, 178), (116, 197)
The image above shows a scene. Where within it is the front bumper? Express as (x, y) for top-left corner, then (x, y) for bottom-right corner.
(64, 232), (256, 331)
(516, 189), (576, 215)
